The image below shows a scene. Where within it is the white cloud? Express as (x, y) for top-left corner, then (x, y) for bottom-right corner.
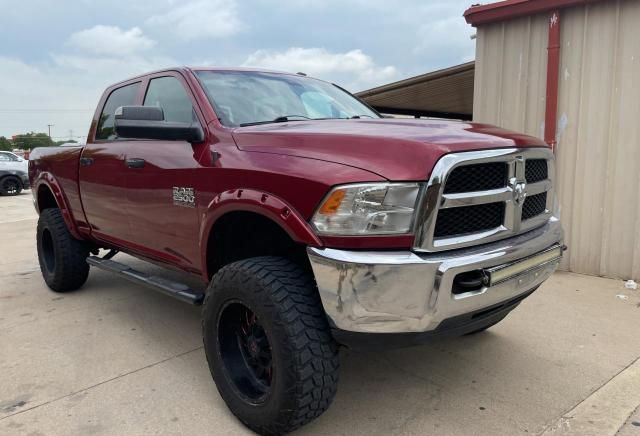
(0, 56), (97, 140)
(0, 22), (177, 138)
(0, 0), (475, 138)
(413, 14), (476, 65)
(67, 25), (155, 56)
(54, 53), (175, 78)
(146, 0), (243, 41)
(0, 53), (176, 140)
(242, 47), (399, 91)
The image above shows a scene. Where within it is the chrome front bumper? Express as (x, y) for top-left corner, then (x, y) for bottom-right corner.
(308, 218), (563, 334)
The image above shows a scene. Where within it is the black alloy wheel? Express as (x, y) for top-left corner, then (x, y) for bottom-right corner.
(218, 301), (274, 403)
(0, 177), (21, 195)
(202, 256), (339, 435)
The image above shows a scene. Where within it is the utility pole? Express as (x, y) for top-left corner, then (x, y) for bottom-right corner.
(47, 124), (54, 139)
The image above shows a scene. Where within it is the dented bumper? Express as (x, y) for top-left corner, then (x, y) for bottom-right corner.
(307, 218), (564, 336)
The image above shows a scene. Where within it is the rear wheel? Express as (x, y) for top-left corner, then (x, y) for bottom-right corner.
(37, 208), (90, 292)
(0, 176), (22, 196)
(203, 256), (339, 435)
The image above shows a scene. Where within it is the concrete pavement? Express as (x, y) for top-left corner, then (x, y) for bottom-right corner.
(1, 191), (640, 435)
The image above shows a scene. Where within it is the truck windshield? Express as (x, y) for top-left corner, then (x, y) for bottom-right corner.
(195, 70), (379, 127)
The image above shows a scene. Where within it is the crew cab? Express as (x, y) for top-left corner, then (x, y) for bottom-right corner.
(29, 67), (564, 435)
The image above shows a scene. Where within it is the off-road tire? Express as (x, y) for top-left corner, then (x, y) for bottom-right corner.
(202, 256), (339, 435)
(36, 208), (90, 292)
(0, 176), (22, 196)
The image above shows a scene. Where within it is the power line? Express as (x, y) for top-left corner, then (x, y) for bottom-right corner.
(0, 109), (93, 112)
(0, 126), (88, 129)
(12, 136), (54, 139)
(11, 135), (86, 139)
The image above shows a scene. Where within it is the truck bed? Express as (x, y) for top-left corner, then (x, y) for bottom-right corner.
(29, 146), (87, 233)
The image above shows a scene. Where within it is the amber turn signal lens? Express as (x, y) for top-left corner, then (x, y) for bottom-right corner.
(319, 190), (346, 214)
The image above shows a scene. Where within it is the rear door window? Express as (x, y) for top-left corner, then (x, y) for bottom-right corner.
(143, 76), (195, 123)
(96, 82), (140, 140)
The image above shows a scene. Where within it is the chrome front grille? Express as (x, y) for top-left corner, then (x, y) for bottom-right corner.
(522, 192), (547, 220)
(525, 159), (548, 183)
(414, 148), (555, 252)
(443, 162), (508, 194)
(433, 202), (505, 237)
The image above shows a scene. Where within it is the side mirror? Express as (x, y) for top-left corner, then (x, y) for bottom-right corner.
(114, 106), (204, 143)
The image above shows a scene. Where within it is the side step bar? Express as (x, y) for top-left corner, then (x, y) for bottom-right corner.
(86, 257), (205, 305)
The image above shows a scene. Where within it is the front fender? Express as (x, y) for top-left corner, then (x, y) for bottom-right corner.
(199, 188), (322, 278)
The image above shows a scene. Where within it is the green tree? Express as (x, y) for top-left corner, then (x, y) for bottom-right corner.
(0, 136), (12, 152)
(11, 132), (55, 149)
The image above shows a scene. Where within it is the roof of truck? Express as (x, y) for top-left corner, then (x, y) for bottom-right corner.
(109, 66), (311, 88)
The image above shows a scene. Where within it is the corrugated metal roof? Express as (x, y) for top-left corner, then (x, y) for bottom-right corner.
(356, 62), (475, 120)
(464, 0), (608, 26)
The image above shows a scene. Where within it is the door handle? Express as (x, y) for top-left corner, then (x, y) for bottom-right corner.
(125, 158), (145, 169)
(79, 157), (94, 167)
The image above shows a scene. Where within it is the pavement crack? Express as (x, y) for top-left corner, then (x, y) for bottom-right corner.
(537, 355), (640, 435)
(0, 346), (204, 421)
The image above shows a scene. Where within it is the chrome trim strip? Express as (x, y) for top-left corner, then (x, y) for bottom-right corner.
(413, 147), (555, 252)
(432, 225), (510, 249)
(527, 179), (552, 195)
(441, 187), (512, 208)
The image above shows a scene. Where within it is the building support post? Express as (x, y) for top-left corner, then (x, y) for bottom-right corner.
(544, 10), (561, 151)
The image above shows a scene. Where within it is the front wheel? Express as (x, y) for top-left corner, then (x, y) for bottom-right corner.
(36, 208), (90, 292)
(202, 257), (339, 435)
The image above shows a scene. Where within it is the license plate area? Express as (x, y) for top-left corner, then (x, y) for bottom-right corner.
(485, 245), (563, 286)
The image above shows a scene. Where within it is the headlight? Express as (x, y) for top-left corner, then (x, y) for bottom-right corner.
(311, 183), (422, 235)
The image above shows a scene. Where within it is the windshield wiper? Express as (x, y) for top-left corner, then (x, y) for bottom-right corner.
(239, 115), (312, 127)
(238, 114), (375, 127)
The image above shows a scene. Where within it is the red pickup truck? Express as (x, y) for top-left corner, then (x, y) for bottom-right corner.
(29, 67), (564, 435)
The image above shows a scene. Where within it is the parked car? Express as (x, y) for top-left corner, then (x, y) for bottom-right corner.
(0, 168), (29, 195)
(28, 67), (564, 435)
(0, 151), (28, 172)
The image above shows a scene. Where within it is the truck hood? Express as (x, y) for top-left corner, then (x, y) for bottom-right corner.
(232, 118), (548, 180)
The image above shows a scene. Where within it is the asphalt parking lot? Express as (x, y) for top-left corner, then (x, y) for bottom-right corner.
(2, 191), (640, 435)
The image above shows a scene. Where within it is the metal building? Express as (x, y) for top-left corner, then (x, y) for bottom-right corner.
(355, 62), (475, 120)
(357, 0), (639, 280)
(465, 0), (640, 280)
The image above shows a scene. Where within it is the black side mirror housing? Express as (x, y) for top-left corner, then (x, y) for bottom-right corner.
(114, 106), (204, 143)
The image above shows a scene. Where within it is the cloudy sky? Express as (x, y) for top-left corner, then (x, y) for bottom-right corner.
(0, 0), (477, 141)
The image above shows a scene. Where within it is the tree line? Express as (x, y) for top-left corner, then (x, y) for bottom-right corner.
(0, 132), (77, 151)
